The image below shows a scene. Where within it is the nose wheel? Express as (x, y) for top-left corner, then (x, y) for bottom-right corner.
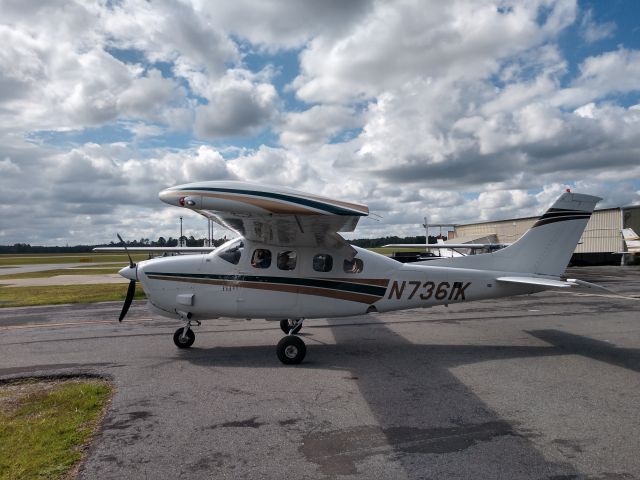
(173, 317), (199, 349)
(173, 327), (195, 348)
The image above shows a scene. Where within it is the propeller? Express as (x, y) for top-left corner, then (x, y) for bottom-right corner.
(116, 233), (137, 322)
(117, 233), (135, 268)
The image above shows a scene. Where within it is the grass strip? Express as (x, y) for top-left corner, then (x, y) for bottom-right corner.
(0, 378), (112, 480)
(0, 283), (146, 308)
(0, 268), (122, 280)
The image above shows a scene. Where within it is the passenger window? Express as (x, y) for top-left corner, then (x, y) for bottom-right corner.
(313, 254), (333, 272)
(251, 249), (272, 269)
(343, 257), (363, 274)
(277, 251), (297, 270)
(218, 240), (244, 265)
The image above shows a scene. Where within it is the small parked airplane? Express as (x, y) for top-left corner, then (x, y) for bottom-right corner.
(383, 239), (511, 259)
(98, 182), (610, 364)
(621, 228), (640, 254)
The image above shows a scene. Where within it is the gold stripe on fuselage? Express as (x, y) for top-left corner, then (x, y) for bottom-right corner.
(146, 274), (381, 304)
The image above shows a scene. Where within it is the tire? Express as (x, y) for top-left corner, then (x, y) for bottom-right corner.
(280, 319), (302, 335)
(173, 327), (195, 348)
(279, 319), (290, 334)
(276, 336), (306, 365)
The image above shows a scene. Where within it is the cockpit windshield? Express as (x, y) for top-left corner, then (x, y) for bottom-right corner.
(217, 240), (244, 265)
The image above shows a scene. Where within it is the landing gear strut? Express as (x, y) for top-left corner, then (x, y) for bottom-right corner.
(279, 318), (303, 335)
(173, 316), (200, 349)
(276, 318), (306, 365)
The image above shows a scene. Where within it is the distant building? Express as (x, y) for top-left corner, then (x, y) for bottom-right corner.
(448, 205), (640, 266)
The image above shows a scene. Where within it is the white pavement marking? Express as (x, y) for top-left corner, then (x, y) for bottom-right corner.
(0, 274), (129, 287)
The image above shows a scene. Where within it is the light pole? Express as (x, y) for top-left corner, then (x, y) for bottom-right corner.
(422, 216), (428, 245)
(180, 216), (183, 247)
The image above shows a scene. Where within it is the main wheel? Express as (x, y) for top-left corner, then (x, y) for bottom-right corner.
(276, 336), (306, 365)
(173, 327), (195, 348)
(279, 319), (290, 334)
(280, 319), (303, 335)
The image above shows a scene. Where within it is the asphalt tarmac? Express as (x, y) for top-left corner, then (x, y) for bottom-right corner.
(1, 266), (639, 479)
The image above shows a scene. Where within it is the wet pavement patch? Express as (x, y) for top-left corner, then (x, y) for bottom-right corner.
(301, 420), (516, 476)
(208, 416), (265, 429)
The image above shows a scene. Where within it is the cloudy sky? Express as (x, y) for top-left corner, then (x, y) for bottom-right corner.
(1, 0), (639, 245)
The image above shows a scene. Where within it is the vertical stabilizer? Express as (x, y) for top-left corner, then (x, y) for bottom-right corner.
(422, 192), (602, 276)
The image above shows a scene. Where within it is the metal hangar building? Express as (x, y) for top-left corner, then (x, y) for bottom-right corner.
(447, 205), (640, 265)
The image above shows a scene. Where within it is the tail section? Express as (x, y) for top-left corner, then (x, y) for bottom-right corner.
(422, 192), (602, 276)
(622, 228), (640, 253)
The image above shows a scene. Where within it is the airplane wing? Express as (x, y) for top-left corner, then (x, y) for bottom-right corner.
(384, 243), (510, 249)
(93, 247), (215, 253)
(158, 181), (369, 249)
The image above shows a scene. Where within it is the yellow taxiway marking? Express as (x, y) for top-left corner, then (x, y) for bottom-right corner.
(0, 319), (154, 330)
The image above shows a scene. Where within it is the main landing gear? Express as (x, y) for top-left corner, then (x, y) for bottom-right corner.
(276, 318), (306, 365)
(279, 318), (303, 335)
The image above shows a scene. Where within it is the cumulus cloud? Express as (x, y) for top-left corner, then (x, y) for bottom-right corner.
(580, 9), (616, 44)
(279, 105), (361, 148)
(1, 0), (640, 245)
(292, 0), (576, 103)
(194, 70), (279, 139)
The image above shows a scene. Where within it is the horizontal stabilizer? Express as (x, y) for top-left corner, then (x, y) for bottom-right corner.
(496, 276), (571, 288)
(497, 276), (620, 295)
(564, 278), (619, 295)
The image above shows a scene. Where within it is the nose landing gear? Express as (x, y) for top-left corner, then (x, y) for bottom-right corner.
(173, 313), (200, 349)
(173, 326), (195, 348)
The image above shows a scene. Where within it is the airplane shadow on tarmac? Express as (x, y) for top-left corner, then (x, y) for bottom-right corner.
(171, 318), (633, 478)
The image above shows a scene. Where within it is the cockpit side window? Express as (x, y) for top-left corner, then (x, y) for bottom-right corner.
(218, 240), (244, 265)
(343, 257), (364, 274)
(251, 249), (272, 269)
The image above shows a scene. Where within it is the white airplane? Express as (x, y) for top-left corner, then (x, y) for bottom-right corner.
(102, 181), (610, 365)
(384, 240), (511, 258)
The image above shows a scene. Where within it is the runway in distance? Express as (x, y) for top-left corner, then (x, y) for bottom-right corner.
(99, 182), (611, 364)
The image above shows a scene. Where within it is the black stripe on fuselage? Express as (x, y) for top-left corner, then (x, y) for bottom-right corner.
(144, 272), (388, 297)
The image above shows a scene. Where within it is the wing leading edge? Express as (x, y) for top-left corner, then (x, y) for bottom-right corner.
(159, 181), (369, 248)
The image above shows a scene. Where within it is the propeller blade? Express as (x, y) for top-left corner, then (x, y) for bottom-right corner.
(119, 279), (136, 322)
(117, 232), (135, 268)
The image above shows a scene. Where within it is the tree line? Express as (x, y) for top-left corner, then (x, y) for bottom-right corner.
(0, 234), (445, 254)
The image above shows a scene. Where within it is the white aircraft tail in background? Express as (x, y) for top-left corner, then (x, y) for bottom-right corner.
(621, 228), (640, 254)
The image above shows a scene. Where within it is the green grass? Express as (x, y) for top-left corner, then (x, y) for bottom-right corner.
(0, 253), (148, 266)
(0, 378), (113, 480)
(0, 283), (146, 308)
(0, 267), (121, 280)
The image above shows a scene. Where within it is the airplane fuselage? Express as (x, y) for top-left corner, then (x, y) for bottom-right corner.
(135, 238), (541, 321)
